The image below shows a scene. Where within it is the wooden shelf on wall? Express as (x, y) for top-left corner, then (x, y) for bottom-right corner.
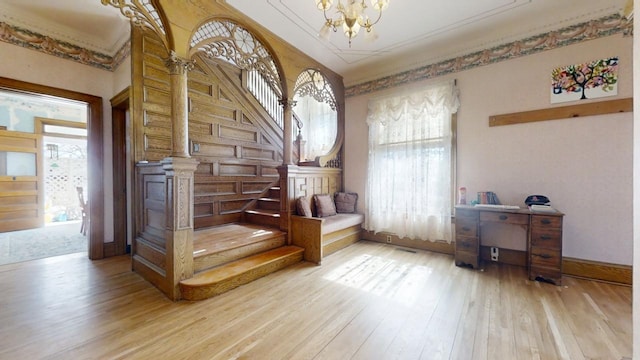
(489, 97), (632, 127)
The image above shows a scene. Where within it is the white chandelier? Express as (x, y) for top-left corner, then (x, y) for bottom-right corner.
(315, 0), (390, 47)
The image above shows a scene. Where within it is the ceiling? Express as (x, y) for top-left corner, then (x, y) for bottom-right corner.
(0, 0), (628, 86)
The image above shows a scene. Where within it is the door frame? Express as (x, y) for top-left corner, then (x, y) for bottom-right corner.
(110, 87), (130, 255)
(0, 76), (105, 259)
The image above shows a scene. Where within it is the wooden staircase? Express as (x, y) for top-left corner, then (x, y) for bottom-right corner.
(180, 223), (302, 301)
(180, 186), (302, 301)
(244, 186), (281, 228)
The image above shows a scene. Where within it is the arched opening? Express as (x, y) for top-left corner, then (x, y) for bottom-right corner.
(292, 69), (340, 167)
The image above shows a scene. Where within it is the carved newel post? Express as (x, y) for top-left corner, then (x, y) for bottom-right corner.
(277, 98), (296, 234)
(162, 51), (199, 300)
(280, 98), (296, 165)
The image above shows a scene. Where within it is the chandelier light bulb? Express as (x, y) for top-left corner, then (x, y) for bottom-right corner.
(364, 26), (378, 42)
(342, 16), (361, 44)
(318, 22), (332, 41)
(370, 0), (389, 11)
(316, 0), (333, 11)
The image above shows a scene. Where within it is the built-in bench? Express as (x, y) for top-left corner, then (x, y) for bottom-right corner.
(291, 212), (364, 264)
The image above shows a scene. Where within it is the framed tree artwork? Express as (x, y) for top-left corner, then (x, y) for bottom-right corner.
(550, 56), (618, 104)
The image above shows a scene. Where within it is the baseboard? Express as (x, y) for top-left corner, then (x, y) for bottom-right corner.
(562, 257), (632, 286)
(363, 231), (631, 285)
(361, 230), (454, 255)
(478, 247), (631, 285)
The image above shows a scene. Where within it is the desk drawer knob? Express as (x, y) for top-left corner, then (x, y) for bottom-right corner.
(462, 226), (471, 231)
(541, 219), (551, 225)
(534, 253), (552, 259)
(499, 215), (508, 220)
(540, 235), (552, 240)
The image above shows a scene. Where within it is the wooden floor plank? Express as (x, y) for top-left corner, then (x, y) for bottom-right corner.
(0, 241), (631, 359)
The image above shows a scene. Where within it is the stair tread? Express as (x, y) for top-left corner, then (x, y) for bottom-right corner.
(194, 223), (284, 257)
(182, 246), (303, 286)
(245, 209), (280, 217)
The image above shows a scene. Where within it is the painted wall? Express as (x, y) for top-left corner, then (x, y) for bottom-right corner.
(0, 41), (132, 244)
(345, 34), (633, 266)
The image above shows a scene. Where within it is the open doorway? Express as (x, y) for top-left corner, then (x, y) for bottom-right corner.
(0, 90), (90, 265)
(0, 76), (106, 261)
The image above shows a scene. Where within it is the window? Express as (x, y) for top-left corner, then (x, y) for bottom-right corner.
(365, 80), (459, 242)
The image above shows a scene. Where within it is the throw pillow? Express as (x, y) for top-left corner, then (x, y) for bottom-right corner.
(296, 196), (313, 217)
(334, 192), (358, 213)
(313, 194), (337, 217)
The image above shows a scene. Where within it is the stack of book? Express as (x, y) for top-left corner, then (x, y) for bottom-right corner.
(477, 191), (500, 205)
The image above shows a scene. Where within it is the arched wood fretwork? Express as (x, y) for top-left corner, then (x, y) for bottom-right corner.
(189, 18), (286, 101)
(293, 69), (343, 168)
(102, 0), (173, 51)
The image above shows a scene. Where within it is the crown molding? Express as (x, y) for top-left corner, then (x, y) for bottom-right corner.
(345, 13), (632, 98)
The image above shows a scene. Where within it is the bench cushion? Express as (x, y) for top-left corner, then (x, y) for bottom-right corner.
(296, 196), (313, 217)
(335, 192), (358, 213)
(322, 213), (364, 234)
(314, 194), (337, 217)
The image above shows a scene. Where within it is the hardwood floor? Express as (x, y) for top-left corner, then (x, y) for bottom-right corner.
(0, 241), (631, 359)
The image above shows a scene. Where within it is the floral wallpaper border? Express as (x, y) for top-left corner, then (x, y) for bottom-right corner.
(0, 12), (631, 84)
(345, 13), (632, 98)
(0, 21), (130, 72)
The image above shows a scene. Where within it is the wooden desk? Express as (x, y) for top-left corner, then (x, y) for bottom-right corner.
(454, 205), (564, 285)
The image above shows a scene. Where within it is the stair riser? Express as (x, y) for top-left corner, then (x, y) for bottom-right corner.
(194, 236), (286, 272)
(257, 200), (280, 211)
(181, 251), (303, 301)
(268, 188), (280, 199)
(246, 212), (280, 227)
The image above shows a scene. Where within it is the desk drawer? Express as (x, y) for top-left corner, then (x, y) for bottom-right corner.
(455, 236), (478, 252)
(480, 212), (529, 225)
(531, 215), (562, 229)
(455, 219), (478, 237)
(455, 250), (479, 269)
(530, 247), (561, 268)
(529, 265), (562, 285)
(456, 208), (478, 220)
(531, 228), (561, 249)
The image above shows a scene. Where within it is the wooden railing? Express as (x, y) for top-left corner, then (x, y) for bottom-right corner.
(246, 70), (283, 129)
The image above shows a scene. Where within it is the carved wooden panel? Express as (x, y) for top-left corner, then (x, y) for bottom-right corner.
(278, 165), (342, 231)
(189, 55), (284, 229)
(132, 27), (171, 162)
(137, 164), (166, 249)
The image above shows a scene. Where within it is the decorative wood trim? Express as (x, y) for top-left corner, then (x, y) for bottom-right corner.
(563, 257), (632, 286)
(110, 87), (130, 256)
(489, 97), (632, 127)
(362, 230), (454, 255)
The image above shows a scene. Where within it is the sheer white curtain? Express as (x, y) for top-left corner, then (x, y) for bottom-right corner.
(365, 80), (459, 242)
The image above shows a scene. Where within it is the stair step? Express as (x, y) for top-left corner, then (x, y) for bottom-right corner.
(245, 209), (280, 227)
(180, 246), (304, 301)
(245, 209), (280, 216)
(268, 186), (280, 198)
(193, 223), (286, 272)
(257, 197), (280, 211)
